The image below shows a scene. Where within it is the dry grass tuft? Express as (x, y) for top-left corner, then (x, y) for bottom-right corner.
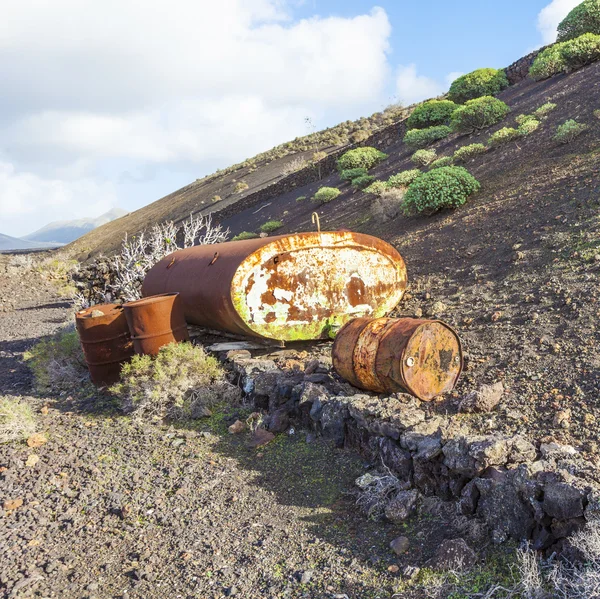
(371, 187), (406, 223)
(0, 396), (36, 443)
(111, 342), (240, 421)
(354, 468), (405, 520)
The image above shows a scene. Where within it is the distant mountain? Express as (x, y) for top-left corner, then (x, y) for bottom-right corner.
(24, 207), (127, 244)
(0, 233), (59, 252)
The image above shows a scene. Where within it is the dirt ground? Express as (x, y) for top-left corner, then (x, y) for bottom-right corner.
(0, 257), (521, 599)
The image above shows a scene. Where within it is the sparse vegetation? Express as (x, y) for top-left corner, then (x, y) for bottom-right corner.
(337, 147), (387, 171)
(557, 0), (600, 41)
(429, 156), (454, 169)
(451, 96), (511, 133)
(232, 231), (259, 241)
(111, 343), (239, 421)
(448, 68), (509, 104)
(351, 175), (376, 190)
(453, 143), (487, 162)
(340, 167), (368, 182)
(0, 396), (36, 444)
(295, 195), (307, 202)
(411, 148), (437, 166)
(533, 102), (557, 118)
(211, 195), (221, 203)
(260, 220), (284, 233)
(403, 125), (452, 148)
(350, 129), (370, 143)
(387, 169), (421, 188)
(24, 330), (90, 394)
(594, 108), (600, 119)
(554, 118), (588, 143)
(403, 166), (481, 215)
(281, 156), (308, 176)
(406, 99), (458, 129)
(488, 127), (522, 146)
(234, 181), (249, 193)
(371, 188), (406, 223)
(312, 186), (341, 204)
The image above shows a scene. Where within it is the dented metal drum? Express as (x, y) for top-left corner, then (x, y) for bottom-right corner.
(141, 232), (407, 341)
(124, 292), (190, 356)
(75, 303), (134, 386)
(332, 317), (462, 401)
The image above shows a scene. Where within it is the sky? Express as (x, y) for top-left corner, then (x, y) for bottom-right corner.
(0, 0), (581, 237)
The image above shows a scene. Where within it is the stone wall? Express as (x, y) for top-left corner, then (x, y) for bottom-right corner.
(224, 349), (599, 553)
(504, 46), (548, 85)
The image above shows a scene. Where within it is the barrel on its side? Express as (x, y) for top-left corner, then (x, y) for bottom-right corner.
(124, 292), (189, 356)
(141, 231), (407, 342)
(75, 304), (134, 386)
(332, 317), (462, 401)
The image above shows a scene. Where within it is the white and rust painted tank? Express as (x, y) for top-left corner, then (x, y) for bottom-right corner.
(142, 231), (407, 341)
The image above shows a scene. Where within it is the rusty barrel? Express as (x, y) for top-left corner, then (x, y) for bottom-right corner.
(332, 317), (463, 401)
(75, 304), (134, 386)
(141, 232), (407, 342)
(124, 292), (189, 356)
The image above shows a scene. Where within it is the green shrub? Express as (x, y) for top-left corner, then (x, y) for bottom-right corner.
(429, 156), (454, 169)
(515, 114), (537, 125)
(0, 397), (36, 444)
(337, 147), (387, 171)
(448, 68), (509, 104)
(406, 100), (458, 129)
(313, 186), (341, 204)
(403, 126), (452, 148)
(488, 127), (521, 146)
(529, 44), (566, 80)
(111, 343), (238, 421)
(364, 180), (388, 195)
(518, 118), (541, 135)
(533, 102), (557, 117)
(411, 149), (437, 167)
(340, 167), (368, 182)
(560, 32), (600, 70)
(453, 143), (487, 162)
(594, 109), (600, 119)
(530, 33), (600, 80)
(451, 96), (511, 133)
(387, 169), (421, 188)
(351, 175), (376, 190)
(260, 220), (284, 233)
(403, 166), (481, 215)
(557, 0), (600, 41)
(554, 119), (588, 143)
(232, 231), (259, 241)
(24, 330), (90, 393)
(296, 195), (307, 202)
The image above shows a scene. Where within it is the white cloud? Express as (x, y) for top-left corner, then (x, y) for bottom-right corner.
(445, 72), (464, 87)
(395, 64), (445, 106)
(537, 0), (581, 44)
(0, 1), (394, 234)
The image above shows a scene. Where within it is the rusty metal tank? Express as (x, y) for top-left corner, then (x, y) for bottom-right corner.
(332, 317), (462, 401)
(123, 292), (190, 356)
(75, 303), (134, 386)
(141, 232), (407, 341)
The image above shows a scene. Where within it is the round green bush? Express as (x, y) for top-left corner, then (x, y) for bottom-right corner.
(403, 126), (452, 148)
(387, 169), (422, 188)
(260, 220), (283, 233)
(406, 100), (458, 129)
(451, 96), (511, 133)
(448, 68), (509, 104)
(533, 102), (557, 118)
(453, 143), (487, 162)
(429, 156), (454, 169)
(337, 147), (387, 171)
(232, 231), (259, 241)
(403, 166), (481, 215)
(351, 175), (376, 190)
(313, 186), (341, 204)
(340, 167), (368, 182)
(557, 0), (600, 41)
(411, 149), (437, 167)
(529, 44), (566, 80)
(554, 119), (588, 143)
(364, 180), (388, 195)
(560, 32), (600, 69)
(517, 118), (541, 136)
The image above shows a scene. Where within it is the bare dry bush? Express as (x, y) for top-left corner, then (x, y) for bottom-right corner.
(74, 213), (229, 307)
(371, 187), (406, 223)
(354, 468), (405, 520)
(0, 396), (36, 443)
(281, 156), (308, 175)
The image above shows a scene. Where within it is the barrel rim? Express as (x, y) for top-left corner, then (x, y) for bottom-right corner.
(124, 292), (180, 308)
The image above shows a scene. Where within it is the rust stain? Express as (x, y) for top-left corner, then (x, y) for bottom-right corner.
(332, 317), (463, 401)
